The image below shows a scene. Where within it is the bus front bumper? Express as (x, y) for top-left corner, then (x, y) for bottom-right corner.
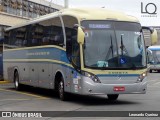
(81, 79), (147, 95)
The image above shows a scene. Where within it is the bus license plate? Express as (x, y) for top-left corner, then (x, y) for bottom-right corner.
(114, 86), (125, 91)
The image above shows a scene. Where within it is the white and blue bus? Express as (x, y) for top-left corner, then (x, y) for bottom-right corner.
(147, 46), (160, 73)
(3, 8), (157, 101)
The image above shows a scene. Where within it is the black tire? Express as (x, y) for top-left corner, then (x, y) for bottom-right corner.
(14, 71), (21, 90)
(107, 94), (119, 101)
(149, 70), (152, 73)
(58, 78), (67, 101)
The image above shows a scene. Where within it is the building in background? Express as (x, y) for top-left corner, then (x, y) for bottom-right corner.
(0, 0), (63, 80)
(0, 0), (63, 38)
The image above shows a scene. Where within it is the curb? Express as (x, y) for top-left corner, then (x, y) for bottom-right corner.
(0, 81), (10, 84)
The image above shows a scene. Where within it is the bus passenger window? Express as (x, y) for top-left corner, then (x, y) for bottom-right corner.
(15, 27), (27, 47)
(31, 39), (38, 46)
(15, 39), (23, 46)
(42, 37), (49, 45)
(23, 40), (27, 46)
(4, 31), (10, 49)
(29, 24), (44, 46)
(38, 17), (64, 47)
(55, 32), (64, 47)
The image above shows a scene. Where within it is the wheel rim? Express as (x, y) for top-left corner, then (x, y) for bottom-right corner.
(59, 81), (64, 99)
(14, 74), (19, 89)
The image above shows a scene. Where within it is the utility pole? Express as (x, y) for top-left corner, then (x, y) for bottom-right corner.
(49, 0), (52, 12)
(64, 0), (69, 8)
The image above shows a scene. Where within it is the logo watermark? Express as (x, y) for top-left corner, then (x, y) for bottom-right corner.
(1, 112), (42, 118)
(2, 112), (11, 117)
(0, 111), (159, 117)
(141, 2), (157, 17)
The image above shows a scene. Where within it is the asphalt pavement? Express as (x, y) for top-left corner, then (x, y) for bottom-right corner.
(0, 73), (160, 120)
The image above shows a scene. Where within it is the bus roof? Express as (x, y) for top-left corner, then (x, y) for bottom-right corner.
(148, 46), (160, 51)
(6, 8), (139, 31)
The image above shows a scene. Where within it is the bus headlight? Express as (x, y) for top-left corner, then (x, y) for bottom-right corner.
(82, 71), (101, 83)
(137, 72), (147, 82)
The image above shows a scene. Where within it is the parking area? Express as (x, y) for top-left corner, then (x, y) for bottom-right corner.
(0, 73), (160, 119)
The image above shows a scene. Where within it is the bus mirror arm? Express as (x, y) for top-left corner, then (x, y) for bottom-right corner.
(142, 26), (154, 33)
(74, 24), (85, 29)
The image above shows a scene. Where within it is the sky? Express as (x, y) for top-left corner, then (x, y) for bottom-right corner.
(46, 0), (160, 26)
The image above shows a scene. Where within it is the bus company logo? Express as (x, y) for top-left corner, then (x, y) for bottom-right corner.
(141, 2), (157, 17)
(117, 75), (122, 80)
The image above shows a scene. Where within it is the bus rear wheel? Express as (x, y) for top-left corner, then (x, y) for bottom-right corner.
(58, 79), (67, 101)
(14, 71), (21, 90)
(107, 94), (119, 101)
(149, 70), (152, 73)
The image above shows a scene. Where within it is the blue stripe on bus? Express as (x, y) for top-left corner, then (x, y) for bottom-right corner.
(3, 47), (70, 64)
(4, 60), (74, 70)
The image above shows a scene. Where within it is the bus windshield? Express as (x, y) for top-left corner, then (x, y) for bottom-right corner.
(82, 21), (146, 70)
(148, 50), (160, 64)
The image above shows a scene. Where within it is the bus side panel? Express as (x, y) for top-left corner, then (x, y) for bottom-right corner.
(3, 47), (74, 92)
(20, 63), (30, 85)
(64, 67), (72, 92)
(3, 61), (26, 84)
(3, 62), (14, 82)
(38, 62), (53, 89)
(0, 53), (3, 80)
(29, 63), (39, 87)
(50, 56), (71, 92)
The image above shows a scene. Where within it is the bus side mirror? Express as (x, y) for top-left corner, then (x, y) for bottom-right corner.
(151, 29), (158, 45)
(77, 27), (85, 44)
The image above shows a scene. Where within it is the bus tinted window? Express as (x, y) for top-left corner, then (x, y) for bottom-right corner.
(5, 17), (64, 48)
(4, 31), (10, 49)
(43, 26), (64, 46)
(15, 27), (27, 47)
(38, 17), (64, 47)
(5, 27), (27, 49)
(28, 24), (44, 46)
(9, 29), (17, 48)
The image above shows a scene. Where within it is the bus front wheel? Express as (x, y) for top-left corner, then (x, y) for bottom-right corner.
(14, 71), (21, 90)
(107, 94), (119, 101)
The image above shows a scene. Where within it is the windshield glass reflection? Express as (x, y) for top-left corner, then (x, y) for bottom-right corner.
(82, 21), (146, 70)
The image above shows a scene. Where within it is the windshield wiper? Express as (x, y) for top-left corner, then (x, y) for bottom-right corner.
(105, 35), (113, 60)
(120, 34), (128, 56)
(104, 35), (114, 67)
